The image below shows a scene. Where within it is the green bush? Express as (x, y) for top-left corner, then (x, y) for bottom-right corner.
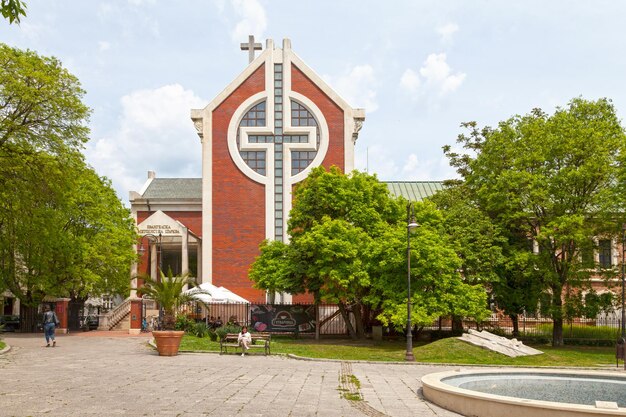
(175, 315), (195, 332)
(208, 329), (218, 341)
(215, 324), (242, 340)
(192, 322), (208, 338)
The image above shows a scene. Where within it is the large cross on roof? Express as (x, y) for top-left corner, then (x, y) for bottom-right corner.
(240, 35), (262, 63)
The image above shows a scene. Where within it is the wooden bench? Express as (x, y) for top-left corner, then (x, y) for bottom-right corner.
(220, 333), (271, 355)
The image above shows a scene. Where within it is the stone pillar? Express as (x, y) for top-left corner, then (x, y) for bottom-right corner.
(182, 227), (189, 290)
(129, 298), (142, 335)
(55, 298), (70, 334)
(182, 228), (189, 275)
(197, 241), (203, 284)
(130, 243), (138, 298)
(151, 243), (157, 279)
(13, 297), (20, 315)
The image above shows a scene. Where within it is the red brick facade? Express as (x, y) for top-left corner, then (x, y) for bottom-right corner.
(212, 65), (267, 302)
(291, 64), (344, 171)
(209, 61), (347, 302)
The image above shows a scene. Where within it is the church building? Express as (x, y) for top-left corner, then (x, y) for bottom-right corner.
(129, 37), (443, 303)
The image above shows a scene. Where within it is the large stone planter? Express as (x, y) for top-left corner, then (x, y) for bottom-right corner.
(152, 330), (185, 356)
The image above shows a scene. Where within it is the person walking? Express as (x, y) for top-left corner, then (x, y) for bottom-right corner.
(42, 304), (59, 347)
(238, 326), (252, 357)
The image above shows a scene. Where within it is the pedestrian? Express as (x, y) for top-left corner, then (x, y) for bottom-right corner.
(238, 326), (252, 357)
(42, 304), (59, 347)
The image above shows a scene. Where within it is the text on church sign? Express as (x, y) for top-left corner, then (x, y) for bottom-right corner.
(138, 224), (181, 235)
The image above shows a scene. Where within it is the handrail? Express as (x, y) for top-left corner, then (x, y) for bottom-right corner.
(104, 298), (131, 330)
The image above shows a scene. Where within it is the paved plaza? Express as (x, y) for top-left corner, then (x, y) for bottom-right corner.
(0, 333), (466, 417)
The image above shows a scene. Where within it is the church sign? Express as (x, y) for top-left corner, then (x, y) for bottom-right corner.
(137, 224), (181, 235)
(136, 210), (185, 237)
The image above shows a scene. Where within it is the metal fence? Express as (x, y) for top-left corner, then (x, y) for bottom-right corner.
(438, 313), (624, 341)
(182, 301), (351, 335)
(182, 301), (625, 341)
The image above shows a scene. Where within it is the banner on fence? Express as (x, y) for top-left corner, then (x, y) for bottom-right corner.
(250, 304), (316, 333)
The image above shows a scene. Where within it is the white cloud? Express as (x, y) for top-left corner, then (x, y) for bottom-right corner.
(128, 0), (156, 5)
(98, 41), (111, 51)
(325, 65), (378, 112)
(400, 68), (421, 92)
(400, 53), (466, 97)
(231, 0), (267, 42)
(401, 153), (459, 181)
(85, 84), (207, 200)
(437, 22), (459, 42)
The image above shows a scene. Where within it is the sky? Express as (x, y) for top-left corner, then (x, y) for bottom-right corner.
(4, 1), (626, 203)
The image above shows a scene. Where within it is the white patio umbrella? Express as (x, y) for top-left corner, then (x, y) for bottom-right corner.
(185, 282), (249, 304)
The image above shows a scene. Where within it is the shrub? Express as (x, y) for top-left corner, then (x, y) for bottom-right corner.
(192, 322), (208, 338)
(175, 315), (195, 332)
(215, 324), (242, 340)
(208, 329), (218, 341)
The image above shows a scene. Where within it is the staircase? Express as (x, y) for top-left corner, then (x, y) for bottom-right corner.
(98, 298), (131, 330)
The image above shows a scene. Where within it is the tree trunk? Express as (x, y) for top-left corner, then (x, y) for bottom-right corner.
(19, 303), (39, 333)
(451, 315), (463, 335)
(552, 288), (564, 346)
(352, 303), (365, 339)
(510, 314), (519, 338)
(338, 302), (357, 340)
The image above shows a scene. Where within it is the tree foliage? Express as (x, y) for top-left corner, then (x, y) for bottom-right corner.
(0, 44), (137, 330)
(250, 166), (489, 338)
(1, 0), (26, 24)
(443, 97), (626, 345)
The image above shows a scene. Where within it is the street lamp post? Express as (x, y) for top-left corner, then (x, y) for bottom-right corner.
(406, 203), (419, 362)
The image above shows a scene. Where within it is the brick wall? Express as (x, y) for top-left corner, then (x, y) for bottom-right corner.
(291, 64), (345, 171)
(212, 65), (267, 302)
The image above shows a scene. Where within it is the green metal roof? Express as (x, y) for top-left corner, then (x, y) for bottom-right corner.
(384, 181), (445, 202)
(142, 178), (202, 200)
(139, 178), (444, 202)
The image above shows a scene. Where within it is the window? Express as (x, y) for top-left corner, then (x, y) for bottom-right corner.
(599, 239), (612, 268)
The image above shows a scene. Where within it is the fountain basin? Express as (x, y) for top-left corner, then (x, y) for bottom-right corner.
(422, 369), (626, 417)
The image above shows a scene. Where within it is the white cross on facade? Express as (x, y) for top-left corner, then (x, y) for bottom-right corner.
(227, 57), (329, 243)
(240, 35), (262, 63)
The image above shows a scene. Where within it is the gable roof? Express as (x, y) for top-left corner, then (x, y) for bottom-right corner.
(141, 178), (202, 200)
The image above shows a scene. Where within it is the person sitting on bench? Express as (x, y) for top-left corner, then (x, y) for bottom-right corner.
(238, 326), (252, 357)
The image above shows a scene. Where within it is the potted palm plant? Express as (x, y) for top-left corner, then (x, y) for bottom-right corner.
(138, 270), (197, 356)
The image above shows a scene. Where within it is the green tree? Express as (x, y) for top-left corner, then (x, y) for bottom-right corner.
(430, 184), (506, 332)
(368, 200), (489, 331)
(444, 97), (626, 345)
(0, 44), (89, 154)
(250, 166), (489, 338)
(0, 44), (136, 331)
(1, 0), (26, 24)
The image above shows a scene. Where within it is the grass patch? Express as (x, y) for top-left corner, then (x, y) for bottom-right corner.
(341, 374), (361, 389)
(178, 334), (616, 367)
(415, 337), (615, 367)
(0, 340), (5, 350)
(341, 392), (361, 401)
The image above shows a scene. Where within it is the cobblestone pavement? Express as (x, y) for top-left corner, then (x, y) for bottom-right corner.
(0, 333), (462, 417)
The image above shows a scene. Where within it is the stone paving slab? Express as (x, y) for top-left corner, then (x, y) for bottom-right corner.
(0, 334), (462, 417)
